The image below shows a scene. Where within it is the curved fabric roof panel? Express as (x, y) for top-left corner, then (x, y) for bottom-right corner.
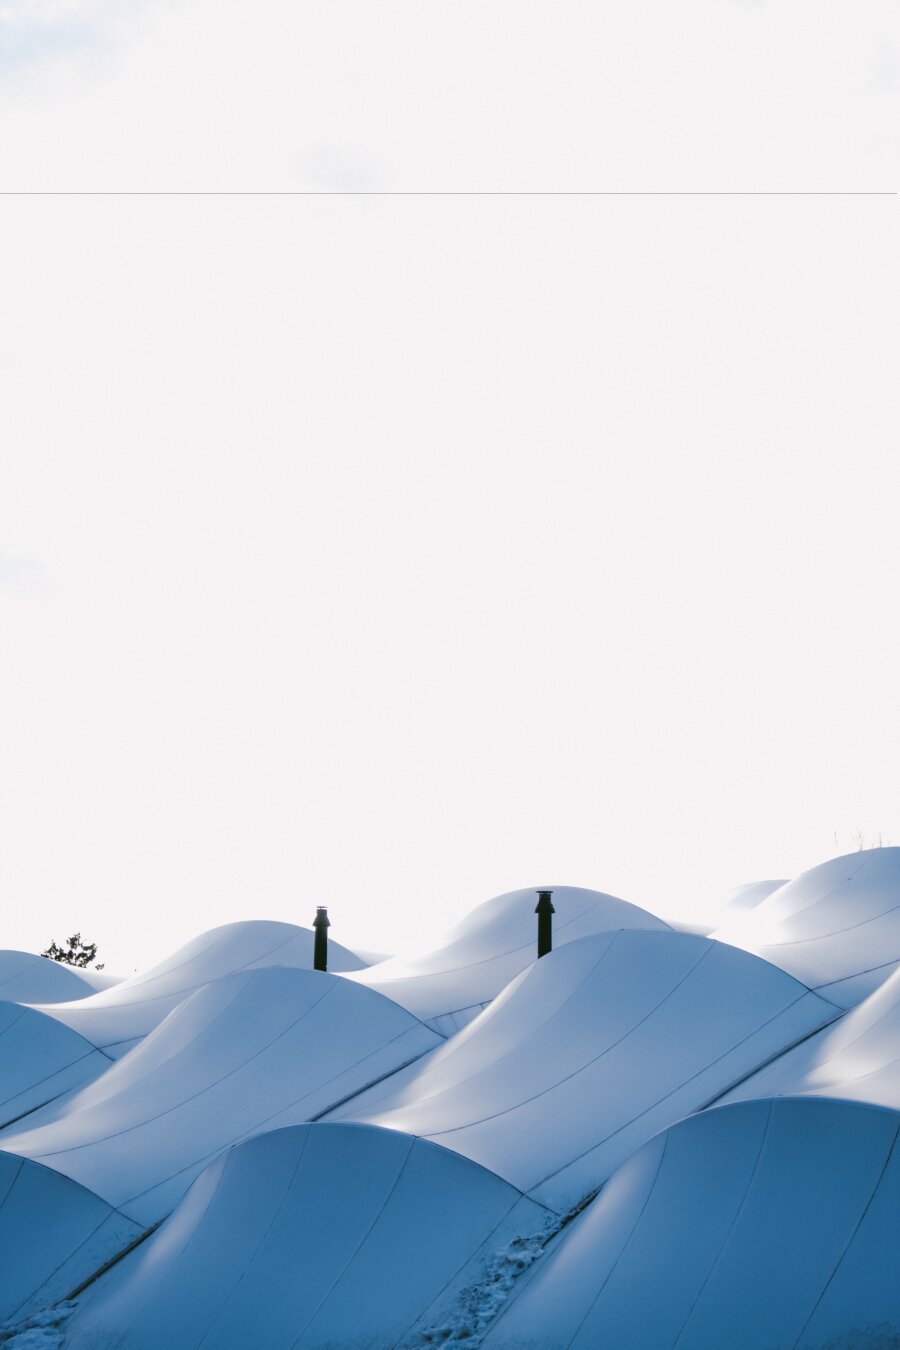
(723, 962), (900, 1112)
(718, 878), (787, 915)
(0, 950), (117, 1004)
(34, 919), (367, 1055)
(334, 930), (838, 1212)
(482, 1097), (900, 1350)
(64, 1123), (550, 1350)
(348, 885), (669, 1026)
(0, 1002), (111, 1129)
(0, 966), (442, 1227)
(714, 848), (900, 1007)
(0, 1150), (142, 1324)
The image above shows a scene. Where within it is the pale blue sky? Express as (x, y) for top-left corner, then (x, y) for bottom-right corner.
(0, 0), (897, 189)
(0, 3), (898, 972)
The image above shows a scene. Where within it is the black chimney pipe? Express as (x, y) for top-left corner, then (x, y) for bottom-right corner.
(313, 906), (330, 972)
(535, 890), (555, 958)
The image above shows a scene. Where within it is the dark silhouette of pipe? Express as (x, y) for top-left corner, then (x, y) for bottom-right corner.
(535, 890), (555, 958)
(313, 906), (330, 972)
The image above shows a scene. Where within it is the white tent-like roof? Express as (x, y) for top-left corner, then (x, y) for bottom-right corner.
(481, 1096), (900, 1349)
(0, 951), (118, 1004)
(63, 1122), (550, 1350)
(0, 1002), (111, 1128)
(347, 885), (669, 1031)
(333, 930), (838, 1212)
(0, 1150), (142, 1325)
(30, 919), (368, 1057)
(0, 966), (441, 1227)
(722, 961), (900, 1112)
(5, 861), (900, 1346)
(716, 878), (787, 916)
(714, 848), (900, 1007)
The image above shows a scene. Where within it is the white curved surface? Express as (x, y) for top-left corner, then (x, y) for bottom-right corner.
(0, 1150), (142, 1324)
(722, 962), (900, 1113)
(33, 919), (367, 1054)
(482, 1097), (900, 1349)
(64, 1123), (549, 1350)
(718, 878), (788, 914)
(715, 849), (900, 1006)
(348, 885), (670, 1026)
(333, 930), (838, 1212)
(0, 1002), (111, 1129)
(0, 966), (441, 1226)
(5, 868), (900, 1341)
(0, 951), (116, 1004)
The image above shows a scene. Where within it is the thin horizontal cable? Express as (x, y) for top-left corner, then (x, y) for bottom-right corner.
(0, 191), (895, 198)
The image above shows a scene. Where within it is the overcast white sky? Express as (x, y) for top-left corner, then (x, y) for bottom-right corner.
(1, 1), (899, 972)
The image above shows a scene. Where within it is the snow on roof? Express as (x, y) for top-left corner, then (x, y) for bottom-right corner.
(0, 1150), (141, 1326)
(5, 864), (900, 1346)
(332, 929), (838, 1212)
(63, 1123), (549, 1350)
(714, 848), (900, 1006)
(480, 1096), (900, 1349)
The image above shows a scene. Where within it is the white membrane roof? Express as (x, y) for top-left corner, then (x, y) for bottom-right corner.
(347, 884), (669, 1025)
(717, 878), (788, 915)
(64, 1122), (549, 1350)
(30, 919), (368, 1054)
(481, 1097), (900, 1350)
(0, 966), (441, 1227)
(714, 848), (900, 1006)
(0, 1150), (142, 1325)
(0, 951), (118, 1004)
(722, 961), (900, 1113)
(0, 1003), (111, 1129)
(333, 929), (838, 1212)
(4, 859), (900, 1345)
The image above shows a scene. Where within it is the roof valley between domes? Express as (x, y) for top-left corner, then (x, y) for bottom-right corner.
(0, 950), (119, 1004)
(480, 1096), (900, 1349)
(712, 850), (900, 1008)
(16, 919), (373, 1056)
(0, 1001), (116, 1132)
(0, 1148), (145, 1325)
(9, 868), (900, 1346)
(331, 929), (839, 1213)
(717, 961), (900, 1115)
(0, 965), (445, 1229)
(61, 1123), (555, 1350)
(346, 885), (671, 1025)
